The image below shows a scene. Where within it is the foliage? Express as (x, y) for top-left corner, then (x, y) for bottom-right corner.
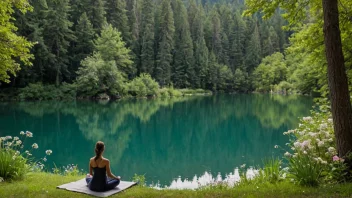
(252, 52), (287, 92)
(283, 105), (351, 185)
(0, 131), (52, 181)
(127, 73), (160, 97)
(0, 0), (34, 83)
(76, 53), (126, 97)
(262, 157), (282, 183)
(19, 83), (76, 101)
(132, 174), (146, 187)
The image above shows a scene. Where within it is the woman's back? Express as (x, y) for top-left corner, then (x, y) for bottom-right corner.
(89, 166), (107, 192)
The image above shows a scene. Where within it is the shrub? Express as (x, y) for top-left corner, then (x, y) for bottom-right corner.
(19, 83), (77, 101)
(127, 73), (159, 97)
(0, 131), (53, 181)
(283, 104), (349, 185)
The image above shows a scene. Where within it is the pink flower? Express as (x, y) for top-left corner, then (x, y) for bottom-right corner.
(333, 155), (340, 161)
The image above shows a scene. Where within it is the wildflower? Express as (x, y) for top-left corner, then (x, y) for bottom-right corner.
(32, 143), (39, 149)
(26, 131), (33, 137)
(340, 158), (345, 163)
(15, 151), (20, 156)
(6, 142), (12, 147)
(318, 141), (324, 147)
(333, 156), (340, 161)
(328, 147), (336, 154)
(328, 118), (333, 123)
(303, 151), (307, 154)
(25, 150), (32, 156)
(284, 152), (292, 157)
(43, 157), (47, 162)
(303, 117), (312, 121)
(321, 161), (328, 165)
(328, 138), (333, 142)
(45, 150), (53, 155)
(12, 156), (16, 160)
(319, 123), (328, 130)
(5, 136), (12, 140)
(274, 145), (278, 149)
(20, 131), (25, 135)
(15, 140), (22, 146)
(14, 137), (19, 141)
(293, 142), (301, 148)
(240, 164), (246, 169)
(308, 132), (317, 137)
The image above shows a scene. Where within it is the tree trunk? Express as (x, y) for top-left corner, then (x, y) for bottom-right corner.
(322, 0), (352, 158)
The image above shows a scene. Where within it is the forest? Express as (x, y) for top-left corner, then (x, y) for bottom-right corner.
(1, 0), (352, 99)
(1, 0), (289, 99)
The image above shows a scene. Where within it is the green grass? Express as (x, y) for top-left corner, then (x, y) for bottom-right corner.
(1, 172), (352, 197)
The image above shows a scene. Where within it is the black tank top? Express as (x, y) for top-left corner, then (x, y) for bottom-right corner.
(88, 166), (108, 192)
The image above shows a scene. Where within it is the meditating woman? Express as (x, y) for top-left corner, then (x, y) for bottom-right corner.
(86, 141), (121, 192)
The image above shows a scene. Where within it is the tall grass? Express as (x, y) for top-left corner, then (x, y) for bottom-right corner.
(0, 149), (28, 181)
(263, 157), (281, 183)
(289, 155), (322, 186)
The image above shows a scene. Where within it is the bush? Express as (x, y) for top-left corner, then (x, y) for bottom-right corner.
(19, 83), (77, 101)
(127, 73), (159, 97)
(283, 104), (350, 185)
(0, 148), (28, 181)
(0, 131), (53, 181)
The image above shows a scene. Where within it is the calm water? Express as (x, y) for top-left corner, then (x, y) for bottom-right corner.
(0, 94), (313, 185)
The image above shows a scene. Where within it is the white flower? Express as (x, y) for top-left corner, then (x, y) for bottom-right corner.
(240, 164), (246, 168)
(328, 118), (333, 123)
(328, 138), (333, 142)
(294, 142), (301, 148)
(32, 143), (38, 149)
(299, 124), (303, 127)
(318, 141), (325, 147)
(5, 136), (12, 140)
(43, 157), (47, 162)
(20, 131), (25, 135)
(14, 137), (19, 141)
(6, 142), (12, 147)
(303, 151), (307, 154)
(303, 117), (312, 121)
(26, 131), (33, 137)
(321, 160), (328, 165)
(319, 123), (328, 130)
(284, 152), (292, 157)
(308, 132), (317, 137)
(274, 145), (278, 149)
(12, 156), (16, 160)
(45, 150), (53, 155)
(15, 151), (20, 156)
(328, 147), (336, 154)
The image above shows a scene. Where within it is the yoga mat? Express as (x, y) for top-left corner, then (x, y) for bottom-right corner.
(57, 178), (137, 197)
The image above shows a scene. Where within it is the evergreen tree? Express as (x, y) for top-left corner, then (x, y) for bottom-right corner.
(94, 24), (134, 77)
(244, 21), (261, 73)
(172, 0), (194, 88)
(70, 12), (95, 78)
(139, 0), (155, 75)
(155, 0), (175, 86)
(105, 0), (131, 45)
(86, 0), (106, 33)
(43, 0), (75, 86)
(189, 3), (209, 88)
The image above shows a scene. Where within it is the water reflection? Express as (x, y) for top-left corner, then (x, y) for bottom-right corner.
(0, 94), (313, 185)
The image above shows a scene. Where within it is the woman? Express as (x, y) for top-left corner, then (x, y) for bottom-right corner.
(86, 141), (121, 192)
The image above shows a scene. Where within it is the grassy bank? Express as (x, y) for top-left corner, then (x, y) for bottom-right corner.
(1, 172), (352, 198)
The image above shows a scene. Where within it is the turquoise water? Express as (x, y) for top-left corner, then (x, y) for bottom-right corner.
(0, 94), (313, 185)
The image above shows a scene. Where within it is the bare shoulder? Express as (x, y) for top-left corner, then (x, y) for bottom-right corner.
(103, 158), (110, 164)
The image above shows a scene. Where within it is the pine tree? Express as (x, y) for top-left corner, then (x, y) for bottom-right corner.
(43, 0), (75, 86)
(172, 0), (194, 88)
(244, 21), (261, 73)
(155, 0), (175, 86)
(70, 12), (95, 77)
(105, 0), (131, 45)
(94, 24), (133, 76)
(139, 0), (155, 75)
(230, 11), (246, 71)
(189, 2), (209, 88)
(86, 0), (106, 33)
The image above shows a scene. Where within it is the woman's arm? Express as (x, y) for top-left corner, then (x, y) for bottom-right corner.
(89, 160), (93, 175)
(106, 160), (120, 180)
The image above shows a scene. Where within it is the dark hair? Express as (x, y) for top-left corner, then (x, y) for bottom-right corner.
(94, 141), (105, 161)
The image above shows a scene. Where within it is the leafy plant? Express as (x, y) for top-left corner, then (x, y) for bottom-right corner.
(263, 157), (282, 183)
(132, 174), (146, 187)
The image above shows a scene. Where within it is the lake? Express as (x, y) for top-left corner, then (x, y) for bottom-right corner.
(0, 94), (313, 186)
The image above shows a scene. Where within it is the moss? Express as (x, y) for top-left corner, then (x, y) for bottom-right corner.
(1, 172), (352, 197)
